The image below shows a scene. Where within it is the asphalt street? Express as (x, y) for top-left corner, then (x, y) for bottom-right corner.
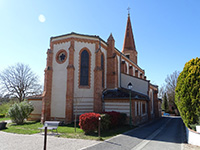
(83, 116), (186, 150)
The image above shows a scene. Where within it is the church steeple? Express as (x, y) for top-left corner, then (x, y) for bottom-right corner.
(122, 11), (138, 64)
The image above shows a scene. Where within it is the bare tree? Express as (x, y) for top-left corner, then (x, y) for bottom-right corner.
(165, 70), (180, 114)
(0, 63), (42, 102)
(158, 84), (165, 99)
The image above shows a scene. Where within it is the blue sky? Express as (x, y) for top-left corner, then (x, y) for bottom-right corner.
(0, 0), (199, 87)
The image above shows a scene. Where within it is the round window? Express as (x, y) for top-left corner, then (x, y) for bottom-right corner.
(56, 50), (67, 64)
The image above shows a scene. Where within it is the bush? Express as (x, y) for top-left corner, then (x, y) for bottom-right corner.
(0, 102), (12, 116)
(119, 113), (127, 126)
(104, 111), (121, 128)
(0, 114), (5, 118)
(79, 112), (100, 133)
(175, 57), (200, 127)
(8, 101), (34, 125)
(189, 124), (198, 131)
(79, 111), (127, 133)
(100, 114), (110, 131)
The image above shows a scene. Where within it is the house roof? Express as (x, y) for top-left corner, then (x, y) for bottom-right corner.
(27, 95), (43, 100)
(103, 88), (149, 101)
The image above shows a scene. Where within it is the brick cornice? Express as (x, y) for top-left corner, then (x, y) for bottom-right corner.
(51, 37), (107, 50)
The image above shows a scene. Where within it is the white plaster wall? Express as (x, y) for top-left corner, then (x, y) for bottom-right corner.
(117, 56), (120, 87)
(186, 126), (200, 146)
(149, 89), (154, 114)
(135, 101), (137, 116)
(132, 67), (135, 76)
(29, 100), (42, 114)
(51, 42), (70, 118)
(121, 73), (148, 95)
(105, 102), (129, 116)
(126, 62), (129, 74)
(138, 71), (140, 78)
(74, 41), (95, 104)
(73, 97), (94, 115)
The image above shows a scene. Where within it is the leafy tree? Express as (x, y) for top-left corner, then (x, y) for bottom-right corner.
(175, 57), (200, 127)
(8, 101), (34, 125)
(162, 93), (169, 112)
(0, 63), (42, 102)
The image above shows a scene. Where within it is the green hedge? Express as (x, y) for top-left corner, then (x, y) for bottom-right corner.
(175, 57), (200, 127)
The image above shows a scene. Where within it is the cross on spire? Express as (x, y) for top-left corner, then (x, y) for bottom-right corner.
(127, 7), (130, 16)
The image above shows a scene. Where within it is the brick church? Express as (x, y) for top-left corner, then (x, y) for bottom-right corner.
(28, 13), (161, 125)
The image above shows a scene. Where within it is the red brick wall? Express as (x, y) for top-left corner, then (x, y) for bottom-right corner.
(106, 34), (118, 88)
(66, 40), (75, 123)
(93, 43), (103, 113)
(41, 48), (53, 123)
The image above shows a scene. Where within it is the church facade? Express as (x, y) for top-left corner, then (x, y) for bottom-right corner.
(28, 14), (161, 125)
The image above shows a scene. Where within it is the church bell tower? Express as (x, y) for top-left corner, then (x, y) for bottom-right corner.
(122, 11), (138, 64)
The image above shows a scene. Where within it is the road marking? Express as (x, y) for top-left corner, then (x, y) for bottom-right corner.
(132, 118), (172, 150)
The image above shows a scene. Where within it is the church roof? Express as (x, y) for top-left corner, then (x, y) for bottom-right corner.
(103, 88), (149, 101)
(51, 32), (108, 45)
(50, 32), (144, 72)
(122, 14), (136, 52)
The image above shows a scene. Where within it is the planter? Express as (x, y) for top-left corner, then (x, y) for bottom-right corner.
(0, 122), (7, 130)
(196, 125), (200, 133)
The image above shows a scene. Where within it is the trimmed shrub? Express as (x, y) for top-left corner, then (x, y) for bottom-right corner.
(8, 101), (34, 125)
(100, 114), (110, 131)
(104, 111), (121, 128)
(79, 112), (100, 133)
(119, 113), (127, 126)
(175, 57), (200, 127)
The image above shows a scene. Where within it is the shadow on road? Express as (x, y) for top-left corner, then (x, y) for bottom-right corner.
(124, 116), (186, 144)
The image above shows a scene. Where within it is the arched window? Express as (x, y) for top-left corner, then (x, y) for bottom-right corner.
(80, 50), (89, 86)
(101, 54), (104, 88)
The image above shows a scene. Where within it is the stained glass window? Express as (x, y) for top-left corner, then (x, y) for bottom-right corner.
(80, 50), (89, 86)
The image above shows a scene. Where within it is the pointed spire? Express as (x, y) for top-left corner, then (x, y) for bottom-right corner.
(108, 33), (114, 41)
(122, 13), (136, 52)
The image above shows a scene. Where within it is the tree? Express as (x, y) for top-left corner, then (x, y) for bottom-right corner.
(0, 63), (42, 102)
(165, 71), (180, 114)
(175, 57), (200, 127)
(158, 84), (165, 99)
(162, 93), (169, 112)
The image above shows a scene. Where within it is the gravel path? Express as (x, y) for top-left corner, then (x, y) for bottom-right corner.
(0, 131), (101, 150)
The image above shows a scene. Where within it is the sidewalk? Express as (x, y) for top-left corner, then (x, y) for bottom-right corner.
(0, 131), (102, 150)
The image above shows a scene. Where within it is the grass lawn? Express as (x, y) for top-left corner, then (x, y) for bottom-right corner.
(2, 121), (133, 140)
(0, 117), (10, 121)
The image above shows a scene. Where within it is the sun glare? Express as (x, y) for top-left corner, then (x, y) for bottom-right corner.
(38, 14), (46, 23)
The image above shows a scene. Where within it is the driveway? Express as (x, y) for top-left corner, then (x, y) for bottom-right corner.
(83, 117), (186, 150)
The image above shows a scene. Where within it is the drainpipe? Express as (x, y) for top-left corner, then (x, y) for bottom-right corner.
(119, 55), (121, 88)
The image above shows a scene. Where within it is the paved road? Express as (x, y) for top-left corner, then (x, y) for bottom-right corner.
(83, 117), (186, 150)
